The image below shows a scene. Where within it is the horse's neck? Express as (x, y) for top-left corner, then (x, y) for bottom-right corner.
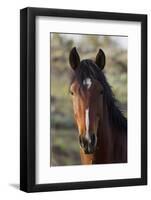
(94, 103), (127, 164)
(93, 104), (114, 164)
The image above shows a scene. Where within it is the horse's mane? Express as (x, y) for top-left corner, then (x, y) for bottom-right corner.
(71, 59), (127, 132)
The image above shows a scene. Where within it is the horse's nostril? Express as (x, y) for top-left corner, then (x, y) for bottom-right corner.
(79, 134), (97, 154)
(79, 134), (96, 146)
(79, 135), (85, 148)
(79, 135), (88, 148)
(90, 133), (96, 146)
(79, 136), (83, 147)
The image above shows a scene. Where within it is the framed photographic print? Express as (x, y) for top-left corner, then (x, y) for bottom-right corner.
(20, 7), (147, 192)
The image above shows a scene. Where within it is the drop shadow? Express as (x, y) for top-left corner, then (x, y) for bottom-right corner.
(9, 183), (20, 190)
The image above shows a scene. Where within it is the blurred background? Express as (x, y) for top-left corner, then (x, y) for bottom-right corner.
(50, 33), (127, 166)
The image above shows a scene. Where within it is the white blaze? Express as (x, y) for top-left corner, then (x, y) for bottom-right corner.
(83, 78), (92, 89)
(83, 78), (92, 142)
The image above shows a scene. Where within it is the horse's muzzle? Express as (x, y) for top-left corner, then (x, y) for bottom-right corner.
(79, 133), (97, 154)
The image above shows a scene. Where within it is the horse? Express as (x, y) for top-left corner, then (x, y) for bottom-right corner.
(69, 47), (127, 165)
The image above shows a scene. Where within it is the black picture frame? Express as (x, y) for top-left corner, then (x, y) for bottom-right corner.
(20, 7), (147, 192)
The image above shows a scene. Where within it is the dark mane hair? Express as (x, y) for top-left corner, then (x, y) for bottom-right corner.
(71, 59), (127, 132)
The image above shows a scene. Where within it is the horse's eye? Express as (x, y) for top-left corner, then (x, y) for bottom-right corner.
(100, 90), (103, 95)
(70, 91), (74, 95)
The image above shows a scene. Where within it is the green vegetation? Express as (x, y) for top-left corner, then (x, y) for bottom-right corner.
(50, 33), (127, 166)
(51, 129), (80, 166)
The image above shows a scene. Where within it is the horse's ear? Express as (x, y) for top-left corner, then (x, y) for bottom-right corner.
(69, 47), (80, 70)
(95, 49), (106, 70)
